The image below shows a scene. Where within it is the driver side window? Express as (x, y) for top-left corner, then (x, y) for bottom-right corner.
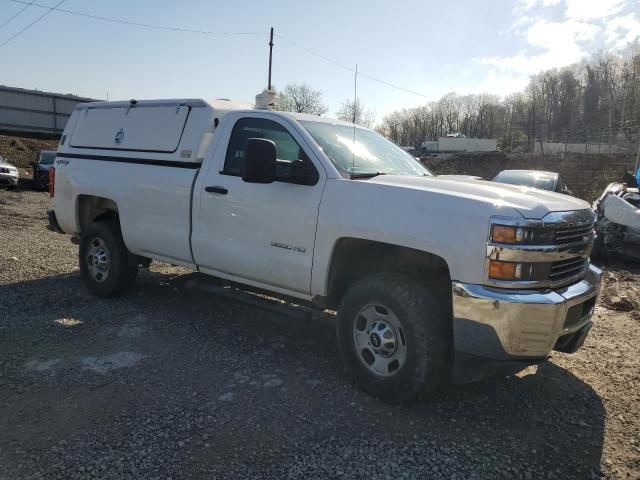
(222, 117), (318, 185)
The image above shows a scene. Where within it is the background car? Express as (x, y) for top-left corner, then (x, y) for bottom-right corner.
(492, 169), (573, 195)
(0, 156), (19, 189)
(32, 150), (56, 190)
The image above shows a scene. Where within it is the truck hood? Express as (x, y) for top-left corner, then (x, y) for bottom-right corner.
(365, 175), (590, 219)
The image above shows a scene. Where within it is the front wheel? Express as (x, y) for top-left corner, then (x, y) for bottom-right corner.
(79, 220), (138, 297)
(337, 273), (451, 403)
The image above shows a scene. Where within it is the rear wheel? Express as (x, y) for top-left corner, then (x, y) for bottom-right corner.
(79, 220), (138, 296)
(337, 273), (451, 403)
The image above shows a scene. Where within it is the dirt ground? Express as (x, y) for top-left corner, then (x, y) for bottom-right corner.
(0, 133), (59, 179)
(0, 187), (639, 479)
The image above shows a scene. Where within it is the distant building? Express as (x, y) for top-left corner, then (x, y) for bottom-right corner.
(0, 85), (99, 136)
(533, 140), (634, 155)
(420, 136), (497, 154)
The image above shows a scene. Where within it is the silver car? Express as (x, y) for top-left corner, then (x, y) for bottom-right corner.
(493, 169), (574, 196)
(0, 156), (19, 188)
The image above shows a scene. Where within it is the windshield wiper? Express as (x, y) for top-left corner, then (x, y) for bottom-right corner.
(350, 172), (387, 179)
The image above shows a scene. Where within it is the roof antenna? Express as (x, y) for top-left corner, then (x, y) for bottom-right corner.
(268, 27), (274, 91)
(352, 63), (357, 171)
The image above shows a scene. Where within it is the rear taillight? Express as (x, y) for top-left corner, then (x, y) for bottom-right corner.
(48, 167), (55, 197)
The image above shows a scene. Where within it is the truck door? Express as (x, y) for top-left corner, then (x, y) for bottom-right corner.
(192, 113), (326, 297)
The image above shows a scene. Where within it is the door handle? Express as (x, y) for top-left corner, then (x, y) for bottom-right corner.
(205, 186), (228, 195)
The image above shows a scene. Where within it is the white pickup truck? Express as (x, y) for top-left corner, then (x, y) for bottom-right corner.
(48, 98), (602, 402)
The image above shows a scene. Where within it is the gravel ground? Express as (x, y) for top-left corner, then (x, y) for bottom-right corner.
(0, 188), (639, 480)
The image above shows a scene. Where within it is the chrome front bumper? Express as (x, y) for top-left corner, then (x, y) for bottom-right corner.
(452, 264), (602, 360)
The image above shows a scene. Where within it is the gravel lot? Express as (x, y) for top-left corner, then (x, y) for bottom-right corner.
(1, 187), (639, 479)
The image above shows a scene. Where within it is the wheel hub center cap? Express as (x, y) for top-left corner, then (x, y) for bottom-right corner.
(353, 305), (407, 377)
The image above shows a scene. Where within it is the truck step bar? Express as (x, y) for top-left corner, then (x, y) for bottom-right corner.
(184, 274), (334, 322)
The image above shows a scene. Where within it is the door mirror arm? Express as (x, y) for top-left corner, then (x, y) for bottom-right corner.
(286, 160), (319, 186)
(281, 160), (308, 185)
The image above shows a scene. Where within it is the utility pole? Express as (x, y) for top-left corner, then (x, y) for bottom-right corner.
(268, 27), (274, 91)
(635, 129), (640, 174)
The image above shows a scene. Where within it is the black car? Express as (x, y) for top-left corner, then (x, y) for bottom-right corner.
(32, 150), (56, 190)
(492, 169), (573, 196)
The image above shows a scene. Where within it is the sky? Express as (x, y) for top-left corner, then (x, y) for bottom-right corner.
(1, 0), (639, 120)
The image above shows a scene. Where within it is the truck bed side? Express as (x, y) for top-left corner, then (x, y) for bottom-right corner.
(54, 158), (198, 266)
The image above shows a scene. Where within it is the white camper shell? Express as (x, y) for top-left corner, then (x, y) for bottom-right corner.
(60, 98), (254, 165)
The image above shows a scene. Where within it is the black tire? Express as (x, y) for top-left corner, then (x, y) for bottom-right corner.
(337, 273), (451, 403)
(79, 220), (138, 297)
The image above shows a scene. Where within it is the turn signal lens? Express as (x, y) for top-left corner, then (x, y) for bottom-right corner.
(488, 260), (520, 280)
(491, 225), (517, 244)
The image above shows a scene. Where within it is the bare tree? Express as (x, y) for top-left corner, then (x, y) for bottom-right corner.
(336, 98), (376, 128)
(439, 92), (459, 134)
(276, 83), (328, 115)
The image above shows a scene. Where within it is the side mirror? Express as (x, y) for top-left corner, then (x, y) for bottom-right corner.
(242, 138), (276, 184)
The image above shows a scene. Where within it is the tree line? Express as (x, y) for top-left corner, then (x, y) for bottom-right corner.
(378, 48), (640, 151)
(275, 45), (640, 152)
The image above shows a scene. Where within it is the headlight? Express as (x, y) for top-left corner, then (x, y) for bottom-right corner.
(490, 224), (555, 245)
(491, 225), (519, 244)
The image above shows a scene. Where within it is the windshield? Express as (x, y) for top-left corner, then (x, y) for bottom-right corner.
(39, 152), (56, 165)
(300, 121), (432, 177)
(493, 171), (555, 191)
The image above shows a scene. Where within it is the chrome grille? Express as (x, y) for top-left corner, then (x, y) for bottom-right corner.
(487, 210), (596, 289)
(550, 257), (590, 284)
(548, 217), (594, 286)
(554, 223), (595, 245)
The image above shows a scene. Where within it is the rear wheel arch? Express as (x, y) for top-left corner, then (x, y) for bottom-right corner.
(76, 195), (151, 269)
(76, 195), (119, 234)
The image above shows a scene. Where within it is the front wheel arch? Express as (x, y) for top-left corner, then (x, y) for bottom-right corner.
(324, 238), (452, 311)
